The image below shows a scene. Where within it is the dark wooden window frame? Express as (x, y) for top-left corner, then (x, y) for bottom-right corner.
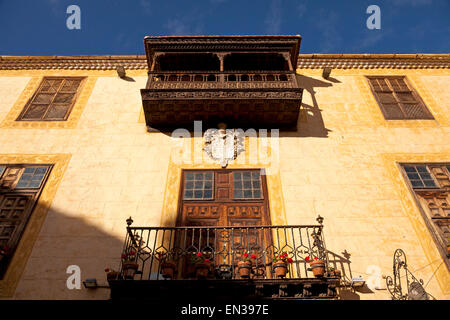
(16, 76), (86, 121)
(0, 164), (53, 279)
(366, 75), (434, 120)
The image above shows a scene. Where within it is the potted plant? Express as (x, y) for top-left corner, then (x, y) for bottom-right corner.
(191, 252), (212, 279)
(306, 256), (326, 278)
(104, 268), (121, 281)
(157, 252), (177, 279)
(272, 252), (293, 278)
(327, 266), (341, 278)
(237, 252), (257, 278)
(121, 249), (139, 280)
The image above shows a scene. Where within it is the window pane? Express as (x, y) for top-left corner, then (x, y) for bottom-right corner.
(203, 190), (212, 199)
(185, 181), (194, 189)
(407, 173), (420, 180)
(185, 172), (194, 180)
(183, 171), (214, 200)
(204, 180), (212, 189)
(184, 190), (193, 199)
(0, 167), (5, 178)
(21, 104), (47, 120)
(194, 190), (203, 198)
(33, 93), (53, 104)
(204, 172), (213, 180)
(404, 166), (416, 173)
(381, 104), (403, 119)
(60, 79), (81, 92)
(243, 190), (252, 198)
(194, 181), (203, 189)
(234, 189), (243, 198)
(15, 167), (47, 189)
(44, 104), (71, 120)
(194, 173), (203, 180)
(423, 180), (437, 188)
(416, 166), (428, 173)
(242, 172), (251, 180)
(410, 180), (424, 188)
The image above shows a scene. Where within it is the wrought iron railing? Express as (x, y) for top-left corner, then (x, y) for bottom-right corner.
(119, 216), (331, 281)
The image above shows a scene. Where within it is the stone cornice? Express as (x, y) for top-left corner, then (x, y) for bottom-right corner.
(0, 55), (147, 70)
(0, 53), (449, 70)
(297, 53), (450, 69)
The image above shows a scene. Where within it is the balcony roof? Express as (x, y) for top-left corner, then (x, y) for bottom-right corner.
(144, 35), (302, 70)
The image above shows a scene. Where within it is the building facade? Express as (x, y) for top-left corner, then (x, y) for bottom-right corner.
(0, 36), (449, 300)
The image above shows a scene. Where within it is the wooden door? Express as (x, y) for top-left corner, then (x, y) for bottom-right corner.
(176, 169), (271, 277)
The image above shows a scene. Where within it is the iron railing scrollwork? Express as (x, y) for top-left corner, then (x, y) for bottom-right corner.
(386, 249), (435, 300)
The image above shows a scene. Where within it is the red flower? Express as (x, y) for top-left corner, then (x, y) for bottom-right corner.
(104, 268), (110, 273)
(251, 254), (257, 259)
(121, 254), (127, 259)
(305, 256), (310, 261)
(205, 258), (210, 262)
(314, 257), (318, 260)
(129, 250), (136, 255)
(243, 253), (249, 258)
(196, 252), (202, 257)
(287, 258), (293, 263)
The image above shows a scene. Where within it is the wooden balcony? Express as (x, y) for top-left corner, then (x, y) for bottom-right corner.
(140, 36), (303, 130)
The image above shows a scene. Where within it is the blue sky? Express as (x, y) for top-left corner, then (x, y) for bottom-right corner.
(0, 0), (448, 55)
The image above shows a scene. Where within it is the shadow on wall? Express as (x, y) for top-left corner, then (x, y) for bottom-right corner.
(326, 249), (366, 300)
(5, 204), (127, 300)
(281, 74), (337, 138)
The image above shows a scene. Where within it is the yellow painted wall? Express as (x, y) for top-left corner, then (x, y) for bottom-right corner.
(0, 67), (448, 299)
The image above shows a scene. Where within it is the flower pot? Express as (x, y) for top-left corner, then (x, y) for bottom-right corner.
(122, 262), (139, 280)
(194, 261), (211, 279)
(310, 260), (325, 278)
(273, 260), (288, 278)
(237, 260), (253, 279)
(106, 271), (121, 282)
(328, 269), (341, 278)
(161, 260), (177, 279)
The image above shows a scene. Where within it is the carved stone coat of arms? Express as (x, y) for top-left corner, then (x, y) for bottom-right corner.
(203, 126), (245, 168)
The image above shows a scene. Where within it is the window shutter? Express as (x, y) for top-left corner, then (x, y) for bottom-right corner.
(367, 76), (434, 120)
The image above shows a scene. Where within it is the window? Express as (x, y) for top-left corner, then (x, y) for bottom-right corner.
(367, 76), (434, 120)
(0, 164), (52, 278)
(403, 165), (437, 189)
(401, 163), (449, 262)
(233, 171), (262, 199)
(183, 172), (213, 200)
(17, 77), (85, 121)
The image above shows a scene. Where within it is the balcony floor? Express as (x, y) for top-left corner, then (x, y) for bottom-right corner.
(109, 278), (340, 301)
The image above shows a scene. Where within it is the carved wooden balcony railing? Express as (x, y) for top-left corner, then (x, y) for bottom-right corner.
(109, 218), (340, 301)
(147, 71), (297, 89)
